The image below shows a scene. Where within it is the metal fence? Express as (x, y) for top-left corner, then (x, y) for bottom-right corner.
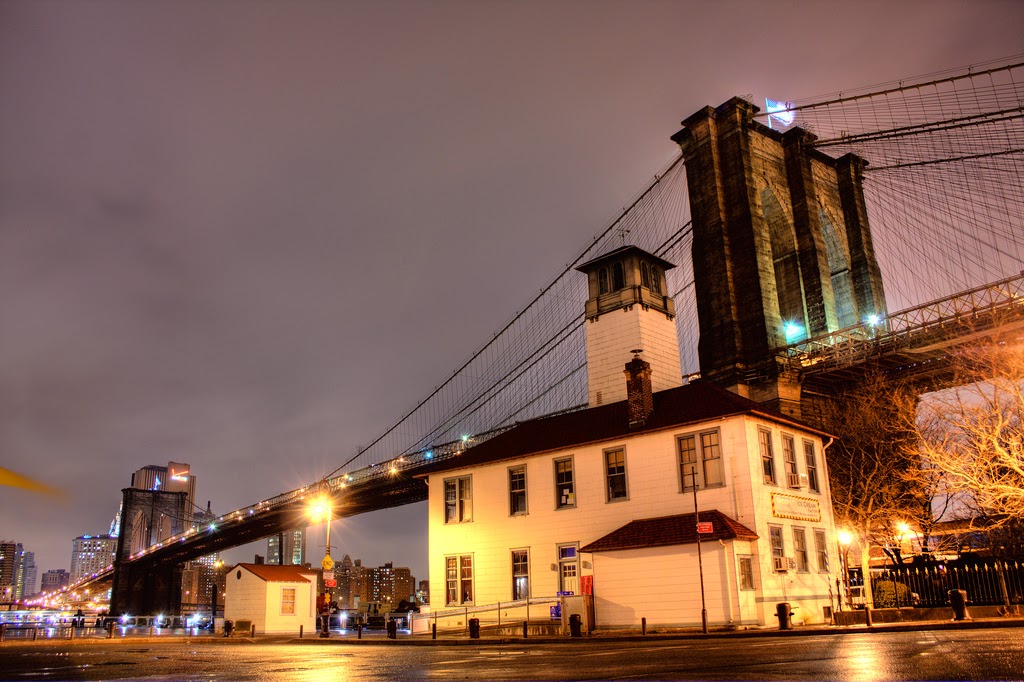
(852, 561), (1024, 608)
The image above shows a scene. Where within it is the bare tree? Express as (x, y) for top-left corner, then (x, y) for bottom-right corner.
(916, 338), (1024, 522)
(820, 373), (936, 606)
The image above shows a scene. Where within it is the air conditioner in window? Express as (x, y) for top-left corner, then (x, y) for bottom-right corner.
(799, 473), (809, 487)
(786, 557), (798, 570)
(773, 557), (789, 572)
(787, 473), (802, 488)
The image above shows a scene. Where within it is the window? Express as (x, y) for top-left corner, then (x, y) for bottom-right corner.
(783, 435), (799, 488)
(444, 476), (472, 524)
(814, 529), (829, 572)
(555, 457), (575, 509)
(793, 527), (809, 572)
(512, 550), (529, 600)
(446, 555), (474, 605)
(509, 466), (527, 515)
(651, 267), (662, 293)
(759, 429), (776, 485)
(679, 430), (724, 490)
(598, 268), (609, 295)
(605, 448), (627, 501)
(738, 556), (755, 590)
(640, 261), (651, 288)
(769, 525), (785, 560)
(612, 262), (625, 290)
(281, 587), (296, 615)
(804, 440), (820, 493)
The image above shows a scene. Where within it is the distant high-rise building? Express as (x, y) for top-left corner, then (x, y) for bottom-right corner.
(0, 541), (17, 601)
(181, 501), (221, 615)
(130, 461), (197, 527)
(330, 556), (415, 609)
(15, 549), (36, 599)
(70, 535), (118, 583)
(370, 562), (415, 605)
(267, 529), (306, 566)
(41, 569), (70, 594)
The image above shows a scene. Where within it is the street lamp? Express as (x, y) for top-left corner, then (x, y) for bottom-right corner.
(837, 530), (852, 610)
(211, 559), (224, 630)
(307, 495), (334, 638)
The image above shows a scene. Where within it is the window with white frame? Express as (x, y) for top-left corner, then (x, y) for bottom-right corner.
(509, 466), (527, 515)
(445, 555), (474, 605)
(804, 440), (820, 493)
(444, 476), (472, 524)
(555, 457), (575, 509)
(783, 435), (800, 488)
(738, 556), (755, 590)
(769, 525), (785, 560)
(512, 549), (529, 600)
(605, 448), (628, 501)
(814, 529), (829, 572)
(793, 527), (809, 572)
(759, 429), (776, 485)
(281, 587), (296, 615)
(679, 430), (724, 490)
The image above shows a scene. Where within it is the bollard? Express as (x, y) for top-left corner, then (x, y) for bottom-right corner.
(357, 623), (362, 639)
(949, 589), (970, 621)
(70, 625), (75, 640)
(106, 622), (115, 639)
(468, 618), (480, 639)
(864, 606), (873, 627)
(432, 622), (437, 640)
(775, 602), (792, 630)
(0, 623), (5, 642)
(299, 624), (303, 639)
(522, 620), (528, 639)
(641, 617), (647, 635)
(569, 614), (582, 638)
(251, 624), (256, 638)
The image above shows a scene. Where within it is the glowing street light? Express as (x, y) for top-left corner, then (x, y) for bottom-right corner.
(307, 495), (334, 638)
(837, 530), (853, 610)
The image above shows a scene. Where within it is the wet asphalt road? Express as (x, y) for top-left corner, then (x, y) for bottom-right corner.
(1, 628), (1022, 681)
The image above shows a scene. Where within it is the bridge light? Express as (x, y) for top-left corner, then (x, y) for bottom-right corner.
(461, 434), (470, 442)
(784, 322), (804, 342)
(389, 463), (398, 475)
(208, 523), (217, 532)
(865, 313), (881, 326)
(425, 450), (434, 460)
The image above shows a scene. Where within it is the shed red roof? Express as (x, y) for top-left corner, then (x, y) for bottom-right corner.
(234, 563), (315, 583)
(419, 380), (828, 476)
(580, 510), (758, 553)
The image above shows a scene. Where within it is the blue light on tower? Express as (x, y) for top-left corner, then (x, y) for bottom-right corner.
(865, 313), (881, 326)
(784, 322), (804, 342)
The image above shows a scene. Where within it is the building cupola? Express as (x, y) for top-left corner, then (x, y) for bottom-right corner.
(576, 246), (684, 407)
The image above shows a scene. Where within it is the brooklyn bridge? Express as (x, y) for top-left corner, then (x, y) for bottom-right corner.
(57, 59), (1024, 616)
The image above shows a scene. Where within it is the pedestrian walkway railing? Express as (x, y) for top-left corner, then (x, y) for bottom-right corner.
(410, 597), (561, 635)
(849, 561), (1024, 609)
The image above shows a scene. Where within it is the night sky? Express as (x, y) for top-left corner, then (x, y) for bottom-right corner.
(2, 1), (1021, 587)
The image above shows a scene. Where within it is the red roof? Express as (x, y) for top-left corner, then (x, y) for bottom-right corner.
(234, 563), (315, 583)
(580, 510), (758, 552)
(420, 380), (828, 476)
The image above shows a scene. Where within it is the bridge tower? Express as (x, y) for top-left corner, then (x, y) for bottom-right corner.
(671, 97), (887, 418)
(576, 245), (684, 407)
(109, 488), (188, 616)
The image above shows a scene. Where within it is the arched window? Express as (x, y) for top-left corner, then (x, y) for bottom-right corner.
(612, 262), (625, 290)
(651, 267), (662, 294)
(598, 268), (609, 295)
(640, 262), (650, 289)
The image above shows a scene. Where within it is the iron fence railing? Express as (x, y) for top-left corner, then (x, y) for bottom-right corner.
(410, 597), (561, 635)
(849, 561), (1024, 608)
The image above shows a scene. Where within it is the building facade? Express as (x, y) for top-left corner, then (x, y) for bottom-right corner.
(70, 535), (118, 583)
(40, 569), (71, 594)
(267, 529), (306, 566)
(422, 246), (840, 628)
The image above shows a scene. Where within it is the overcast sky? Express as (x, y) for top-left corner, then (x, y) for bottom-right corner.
(1, 0), (1021, 586)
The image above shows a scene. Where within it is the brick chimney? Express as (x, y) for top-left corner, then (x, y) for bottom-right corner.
(624, 350), (654, 428)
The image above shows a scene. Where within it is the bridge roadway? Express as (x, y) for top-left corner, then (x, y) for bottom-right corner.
(780, 272), (1024, 391)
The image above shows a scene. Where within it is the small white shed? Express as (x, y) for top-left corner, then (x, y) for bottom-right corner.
(224, 563), (318, 635)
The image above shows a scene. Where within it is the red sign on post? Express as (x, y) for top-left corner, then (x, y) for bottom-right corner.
(696, 521), (714, 534)
(324, 579), (337, 588)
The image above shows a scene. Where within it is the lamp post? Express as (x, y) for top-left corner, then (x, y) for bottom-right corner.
(837, 530), (852, 610)
(894, 522), (910, 608)
(210, 559), (223, 631)
(690, 470), (708, 634)
(308, 496), (334, 638)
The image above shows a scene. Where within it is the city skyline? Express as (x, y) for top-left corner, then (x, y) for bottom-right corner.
(2, 0), (1020, 587)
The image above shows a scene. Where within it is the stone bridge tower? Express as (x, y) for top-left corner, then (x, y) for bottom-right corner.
(671, 97), (887, 419)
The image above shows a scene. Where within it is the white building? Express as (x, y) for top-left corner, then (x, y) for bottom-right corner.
(223, 564), (318, 635)
(70, 535), (118, 583)
(421, 246), (840, 628)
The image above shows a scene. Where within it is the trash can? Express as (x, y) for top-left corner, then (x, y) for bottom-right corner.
(776, 602), (793, 630)
(949, 589), (970, 621)
(569, 613), (583, 637)
(468, 618), (480, 639)
(387, 619), (397, 639)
